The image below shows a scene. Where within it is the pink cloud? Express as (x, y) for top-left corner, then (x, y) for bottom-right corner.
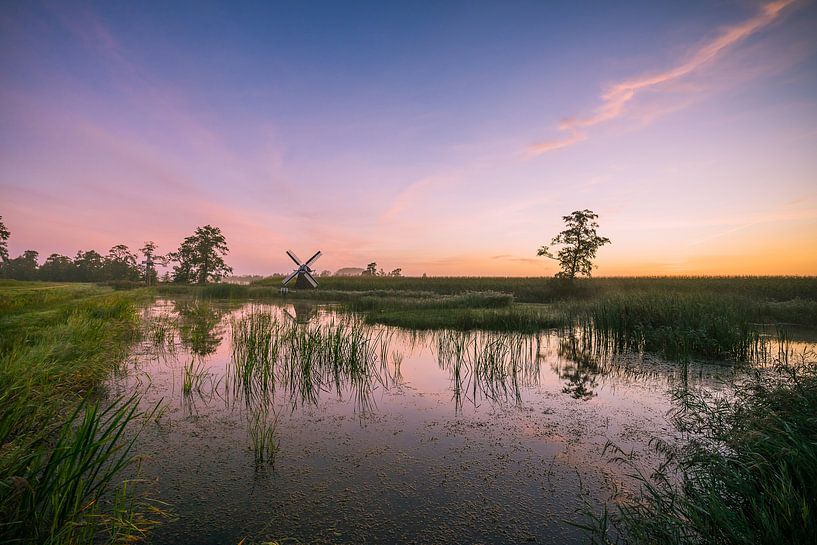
(528, 0), (796, 156)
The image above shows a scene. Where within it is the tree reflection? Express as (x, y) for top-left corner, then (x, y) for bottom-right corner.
(555, 333), (606, 400)
(174, 300), (227, 357)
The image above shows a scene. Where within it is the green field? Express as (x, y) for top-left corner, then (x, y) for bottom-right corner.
(0, 281), (157, 544)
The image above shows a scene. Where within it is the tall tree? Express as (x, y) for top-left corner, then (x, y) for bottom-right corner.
(2, 250), (39, 280)
(74, 250), (105, 282)
(363, 262), (378, 276)
(170, 225), (232, 284)
(39, 254), (74, 281)
(538, 209), (610, 279)
(0, 216), (9, 263)
(103, 244), (140, 281)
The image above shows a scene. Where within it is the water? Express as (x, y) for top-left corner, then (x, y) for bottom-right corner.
(108, 298), (749, 544)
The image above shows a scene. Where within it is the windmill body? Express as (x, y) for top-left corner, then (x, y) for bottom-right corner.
(282, 250), (322, 289)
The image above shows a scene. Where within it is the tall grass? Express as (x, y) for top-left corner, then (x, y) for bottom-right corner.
(579, 357), (817, 545)
(436, 330), (542, 408)
(563, 292), (791, 362)
(3, 396), (148, 543)
(251, 275), (817, 310)
(248, 407), (279, 466)
(229, 310), (391, 410)
(0, 283), (153, 544)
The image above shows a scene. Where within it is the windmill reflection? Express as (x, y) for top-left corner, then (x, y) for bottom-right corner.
(282, 302), (319, 324)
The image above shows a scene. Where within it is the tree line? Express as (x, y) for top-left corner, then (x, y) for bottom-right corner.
(0, 217), (232, 284)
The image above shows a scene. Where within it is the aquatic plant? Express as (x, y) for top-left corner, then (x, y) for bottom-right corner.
(248, 407), (278, 465)
(435, 330), (542, 409)
(181, 359), (208, 396)
(228, 310), (389, 411)
(578, 356), (817, 545)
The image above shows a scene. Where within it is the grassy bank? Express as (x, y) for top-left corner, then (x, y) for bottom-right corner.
(0, 281), (153, 543)
(583, 358), (817, 545)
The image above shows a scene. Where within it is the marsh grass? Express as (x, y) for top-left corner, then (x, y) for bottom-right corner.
(162, 277), (815, 362)
(578, 356), (817, 545)
(251, 275), (817, 310)
(0, 282), (154, 544)
(228, 310), (389, 410)
(563, 293), (793, 362)
(436, 330), (542, 408)
(181, 359), (208, 396)
(248, 407), (279, 465)
(1, 396), (153, 544)
(363, 305), (561, 332)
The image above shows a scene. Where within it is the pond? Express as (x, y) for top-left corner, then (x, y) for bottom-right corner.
(107, 298), (762, 544)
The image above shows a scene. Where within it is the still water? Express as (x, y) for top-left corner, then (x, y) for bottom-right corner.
(108, 299), (742, 544)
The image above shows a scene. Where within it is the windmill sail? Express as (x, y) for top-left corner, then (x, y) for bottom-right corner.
(282, 249), (322, 289)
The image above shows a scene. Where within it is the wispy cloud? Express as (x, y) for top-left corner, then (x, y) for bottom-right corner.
(528, 0), (796, 156)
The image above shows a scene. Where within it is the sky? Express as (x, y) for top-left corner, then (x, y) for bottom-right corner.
(1, 0), (816, 276)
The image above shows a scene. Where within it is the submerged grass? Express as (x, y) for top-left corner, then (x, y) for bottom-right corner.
(0, 281), (153, 544)
(248, 407), (279, 466)
(228, 309), (394, 410)
(580, 356), (817, 545)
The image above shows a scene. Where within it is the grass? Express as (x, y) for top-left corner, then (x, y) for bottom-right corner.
(579, 355), (817, 545)
(252, 275), (817, 309)
(0, 281), (154, 544)
(248, 407), (279, 466)
(561, 292), (784, 362)
(436, 330), (543, 407)
(159, 276), (814, 361)
(181, 359), (208, 396)
(228, 309), (393, 410)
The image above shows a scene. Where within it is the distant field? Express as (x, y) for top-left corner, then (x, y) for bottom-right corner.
(252, 275), (817, 302)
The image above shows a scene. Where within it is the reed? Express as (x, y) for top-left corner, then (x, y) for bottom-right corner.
(579, 356), (817, 545)
(228, 311), (388, 410)
(0, 283), (152, 544)
(248, 407), (278, 465)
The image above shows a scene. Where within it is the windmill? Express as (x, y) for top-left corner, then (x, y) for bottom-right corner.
(282, 250), (322, 289)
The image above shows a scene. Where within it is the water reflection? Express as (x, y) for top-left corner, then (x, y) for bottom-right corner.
(120, 299), (816, 545)
(174, 300), (227, 357)
(435, 330), (542, 412)
(555, 332), (607, 400)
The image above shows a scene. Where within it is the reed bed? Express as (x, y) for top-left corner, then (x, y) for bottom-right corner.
(228, 309), (394, 411)
(251, 275), (817, 308)
(562, 293), (793, 362)
(435, 330), (543, 408)
(580, 356), (817, 545)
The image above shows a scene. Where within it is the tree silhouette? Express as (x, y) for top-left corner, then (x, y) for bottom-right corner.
(538, 209), (610, 279)
(170, 225), (232, 284)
